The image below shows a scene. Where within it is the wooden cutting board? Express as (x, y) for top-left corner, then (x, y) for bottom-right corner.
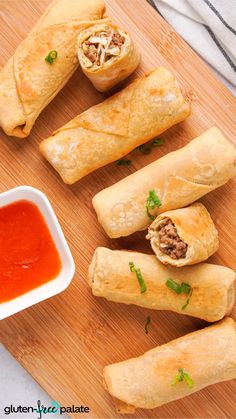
(0, 0), (236, 417)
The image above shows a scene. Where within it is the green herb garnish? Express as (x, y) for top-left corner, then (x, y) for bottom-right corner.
(137, 144), (152, 154)
(45, 50), (58, 64)
(182, 289), (193, 310)
(144, 316), (151, 334)
(115, 159), (132, 166)
(153, 138), (164, 147)
(166, 278), (191, 295)
(129, 262), (147, 293)
(146, 190), (162, 221)
(137, 139), (164, 154)
(180, 282), (192, 295)
(166, 278), (192, 310)
(172, 368), (193, 389)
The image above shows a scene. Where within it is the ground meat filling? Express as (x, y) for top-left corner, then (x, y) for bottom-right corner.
(158, 219), (188, 259)
(82, 29), (126, 67)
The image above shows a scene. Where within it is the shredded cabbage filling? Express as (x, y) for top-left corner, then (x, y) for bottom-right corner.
(82, 28), (126, 68)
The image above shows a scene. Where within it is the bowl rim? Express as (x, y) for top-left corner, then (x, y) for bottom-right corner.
(0, 185), (75, 320)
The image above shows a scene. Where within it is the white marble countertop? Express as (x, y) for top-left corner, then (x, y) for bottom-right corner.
(0, 344), (67, 418)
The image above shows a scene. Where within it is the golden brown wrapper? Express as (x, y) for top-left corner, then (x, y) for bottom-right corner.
(88, 247), (235, 322)
(103, 318), (236, 413)
(92, 127), (236, 238)
(0, 0), (106, 138)
(77, 22), (140, 91)
(147, 203), (219, 266)
(40, 67), (190, 183)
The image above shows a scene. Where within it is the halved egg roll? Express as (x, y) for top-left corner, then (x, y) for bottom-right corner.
(0, 0), (106, 138)
(92, 127), (236, 238)
(77, 22), (140, 91)
(88, 247), (235, 322)
(147, 203), (219, 266)
(103, 317), (236, 413)
(39, 67), (190, 183)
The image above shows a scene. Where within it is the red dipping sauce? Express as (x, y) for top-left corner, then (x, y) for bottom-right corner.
(0, 200), (62, 303)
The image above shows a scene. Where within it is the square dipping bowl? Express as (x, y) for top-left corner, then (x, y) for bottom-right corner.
(0, 186), (75, 319)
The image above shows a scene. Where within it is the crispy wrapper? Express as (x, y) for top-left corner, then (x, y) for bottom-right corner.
(39, 67), (190, 183)
(92, 127), (236, 238)
(88, 247), (235, 322)
(103, 318), (236, 413)
(0, 0), (106, 138)
(147, 203), (219, 266)
(77, 22), (140, 91)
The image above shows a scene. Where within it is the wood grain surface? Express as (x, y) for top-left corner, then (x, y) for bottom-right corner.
(0, 0), (236, 418)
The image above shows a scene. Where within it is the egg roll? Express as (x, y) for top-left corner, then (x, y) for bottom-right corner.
(93, 127), (236, 238)
(0, 0), (106, 138)
(77, 22), (140, 91)
(103, 317), (236, 413)
(39, 67), (190, 183)
(88, 247), (235, 322)
(147, 203), (219, 266)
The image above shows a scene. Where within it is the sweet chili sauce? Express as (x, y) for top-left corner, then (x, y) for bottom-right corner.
(0, 200), (62, 303)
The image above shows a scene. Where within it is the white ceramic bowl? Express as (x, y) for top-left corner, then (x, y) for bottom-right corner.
(0, 186), (75, 320)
